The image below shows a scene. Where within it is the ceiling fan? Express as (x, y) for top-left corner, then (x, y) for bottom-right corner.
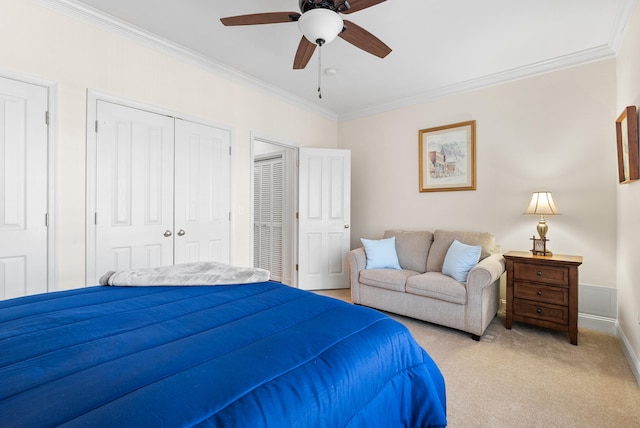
(220, 0), (392, 70)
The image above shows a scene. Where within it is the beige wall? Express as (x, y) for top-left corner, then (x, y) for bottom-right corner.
(339, 59), (617, 291)
(0, 0), (338, 289)
(616, 2), (640, 376)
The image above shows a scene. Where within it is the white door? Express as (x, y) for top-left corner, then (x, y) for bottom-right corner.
(174, 119), (231, 264)
(298, 148), (351, 290)
(95, 101), (175, 279)
(0, 77), (48, 299)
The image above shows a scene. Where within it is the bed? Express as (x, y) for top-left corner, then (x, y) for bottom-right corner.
(0, 277), (446, 426)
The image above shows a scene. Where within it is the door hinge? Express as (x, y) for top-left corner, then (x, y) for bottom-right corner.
(229, 212), (231, 221)
(296, 160), (300, 167)
(229, 146), (232, 156)
(296, 212), (299, 220)
(94, 212), (98, 225)
(95, 120), (99, 133)
(45, 213), (48, 227)
(296, 264), (299, 271)
(45, 111), (49, 126)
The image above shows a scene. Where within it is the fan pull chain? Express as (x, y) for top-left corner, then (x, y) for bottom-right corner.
(317, 44), (322, 99)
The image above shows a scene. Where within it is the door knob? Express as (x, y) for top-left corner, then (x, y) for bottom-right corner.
(177, 229), (186, 236)
(164, 230), (172, 237)
(344, 224), (350, 229)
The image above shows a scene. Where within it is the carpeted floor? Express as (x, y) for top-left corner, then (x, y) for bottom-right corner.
(315, 289), (640, 427)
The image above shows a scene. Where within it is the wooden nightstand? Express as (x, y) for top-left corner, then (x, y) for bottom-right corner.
(504, 251), (583, 345)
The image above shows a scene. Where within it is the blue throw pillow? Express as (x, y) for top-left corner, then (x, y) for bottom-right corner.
(361, 237), (401, 270)
(442, 239), (481, 283)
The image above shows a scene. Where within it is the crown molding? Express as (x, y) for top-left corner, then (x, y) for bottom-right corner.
(338, 44), (616, 122)
(34, 0), (338, 121)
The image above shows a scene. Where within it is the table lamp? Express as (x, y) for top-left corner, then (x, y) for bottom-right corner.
(524, 191), (559, 256)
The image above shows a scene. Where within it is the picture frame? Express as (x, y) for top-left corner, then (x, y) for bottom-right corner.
(419, 120), (476, 192)
(530, 237), (549, 256)
(615, 105), (639, 184)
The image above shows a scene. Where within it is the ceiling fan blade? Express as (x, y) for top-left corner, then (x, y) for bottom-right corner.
(339, 20), (391, 58)
(220, 12), (300, 26)
(293, 36), (317, 69)
(341, 0), (386, 14)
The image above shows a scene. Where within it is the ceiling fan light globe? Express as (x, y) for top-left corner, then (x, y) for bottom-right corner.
(298, 8), (343, 45)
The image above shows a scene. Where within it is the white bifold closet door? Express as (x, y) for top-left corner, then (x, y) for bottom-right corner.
(94, 101), (230, 282)
(0, 77), (48, 299)
(253, 156), (284, 282)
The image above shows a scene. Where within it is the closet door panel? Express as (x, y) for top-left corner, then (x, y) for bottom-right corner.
(174, 120), (230, 265)
(95, 101), (175, 279)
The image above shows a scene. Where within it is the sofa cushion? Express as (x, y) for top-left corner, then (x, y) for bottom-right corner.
(427, 230), (496, 273)
(442, 239), (481, 283)
(383, 230), (433, 273)
(406, 272), (467, 304)
(359, 269), (419, 292)
(360, 237), (401, 270)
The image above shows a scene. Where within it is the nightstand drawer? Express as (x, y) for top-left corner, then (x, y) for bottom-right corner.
(514, 282), (568, 306)
(513, 263), (569, 286)
(514, 298), (568, 325)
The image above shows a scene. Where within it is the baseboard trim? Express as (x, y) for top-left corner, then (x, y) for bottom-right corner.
(578, 313), (617, 336)
(616, 323), (640, 386)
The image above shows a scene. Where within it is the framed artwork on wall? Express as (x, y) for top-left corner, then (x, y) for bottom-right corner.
(419, 120), (476, 192)
(615, 105), (639, 184)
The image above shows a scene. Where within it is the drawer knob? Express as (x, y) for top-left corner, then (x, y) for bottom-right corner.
(537, 290), (543, 296)
(536, 308), (543, 314)
(536, 271), (542, 276)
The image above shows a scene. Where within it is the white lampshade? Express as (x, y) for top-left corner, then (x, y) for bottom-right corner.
(298, 8), (343, 45)
(524, 192), (560, 215)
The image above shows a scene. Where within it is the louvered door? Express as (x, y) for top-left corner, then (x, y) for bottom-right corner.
(253, 156), (284, 282)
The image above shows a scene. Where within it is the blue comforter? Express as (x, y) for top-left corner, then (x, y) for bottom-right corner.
(0, 282), (446, 427)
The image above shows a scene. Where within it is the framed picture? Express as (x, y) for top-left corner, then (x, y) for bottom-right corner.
(419, 120), (476, 192)
(615, 105), (639, 184)
(530, 237), (550, 256)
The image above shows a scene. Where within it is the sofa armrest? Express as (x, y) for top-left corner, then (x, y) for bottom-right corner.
(464, 253), (505, 337)
(466, 253), (505, 290)
(346, 247), (367, 303)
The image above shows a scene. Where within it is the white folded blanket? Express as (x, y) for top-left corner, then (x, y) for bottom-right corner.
(99, 262), (270, 286)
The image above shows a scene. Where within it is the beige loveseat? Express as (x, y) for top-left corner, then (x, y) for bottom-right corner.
(347, 230), (505, 340)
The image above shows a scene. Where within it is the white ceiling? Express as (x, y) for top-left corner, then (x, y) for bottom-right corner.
(55, 0), (635, 119)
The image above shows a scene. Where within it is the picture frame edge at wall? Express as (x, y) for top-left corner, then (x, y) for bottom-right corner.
(615, 105), (639, 184)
